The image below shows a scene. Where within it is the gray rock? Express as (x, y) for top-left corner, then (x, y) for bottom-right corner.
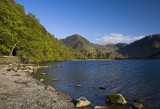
(28, 70), (33, 73)
(40, 79), (44, 82)
(0, 64), (75, 109)
(133, 103), (144, 108)
(41, 73), (45, 75)
(14, 79), (30, 84)
(76, 97), (91, 108)
(94, 106), (108, 109)
(75, 84), (82, 87)
(23, 70), (29, 73)
(106, 93), (127, 105)
(26, 66), (33, 70)
(99, 87), (106, 90)
(45, 86), (56, 91)
(12, 74), (21, 76)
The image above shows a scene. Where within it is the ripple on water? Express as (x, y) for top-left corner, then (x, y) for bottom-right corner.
(34, 60), (160, 109)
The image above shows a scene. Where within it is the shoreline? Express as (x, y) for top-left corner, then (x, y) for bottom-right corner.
(0, 63), (75, 109)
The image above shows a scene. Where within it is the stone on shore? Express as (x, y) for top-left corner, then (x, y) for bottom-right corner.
(12, 74), (21, 76)
(99, 87), (106, 90)
(45, 85), (56, 91)
(75, 84), (82, 87)
(94, 106), (109, 109)
(76, 96), (91, 108)
(106, 93), (127, 105)
(0, 64), (75, 109)
(26, 66), (33, 70)
(133, 103), (144, 108)
(41, 73), (45, 75)
(28, 70), (33, 73)
(40, 79), (44, 82)
(14, 79), (30, 84)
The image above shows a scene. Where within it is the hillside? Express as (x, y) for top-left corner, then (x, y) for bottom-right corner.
(61, 34), (125, 59)
(61, 34), (96, 52)
(61, 34), (160, 59)
(0, 0), (74, 62)
(118, 34), (160, 59)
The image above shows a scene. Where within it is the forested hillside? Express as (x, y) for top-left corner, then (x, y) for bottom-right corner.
(0, 0), (74, 62)
(61, 34), (114, 59)
(61, 34), (160, 59)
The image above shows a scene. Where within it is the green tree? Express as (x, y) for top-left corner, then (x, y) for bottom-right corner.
(0, 0), (74, 62)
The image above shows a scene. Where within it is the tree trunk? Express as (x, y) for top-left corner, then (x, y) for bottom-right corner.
(9, 41), (20, 56)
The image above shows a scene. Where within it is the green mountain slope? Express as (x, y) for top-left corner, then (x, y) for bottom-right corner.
(61, 34), (160, 59)
(61, 34), (96, 52)
(0, 0), (74, 62)
(61, 34), (115, 59)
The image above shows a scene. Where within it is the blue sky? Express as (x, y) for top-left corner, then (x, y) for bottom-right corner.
(15, 0), (160, 44)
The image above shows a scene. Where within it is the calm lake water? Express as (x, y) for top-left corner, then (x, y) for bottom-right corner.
(34, 60), (160, 109)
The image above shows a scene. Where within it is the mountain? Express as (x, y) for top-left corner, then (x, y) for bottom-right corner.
(118, 34), (160, 59)
(61, 34), (96, 52)
(61, 34), (128, 59)
(61, 34), (160, 59)
(0, 0), (74, 62)
(61, 34), (127, 52)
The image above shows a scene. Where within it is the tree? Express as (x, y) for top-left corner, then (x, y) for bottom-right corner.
(0, 0), (74, 62)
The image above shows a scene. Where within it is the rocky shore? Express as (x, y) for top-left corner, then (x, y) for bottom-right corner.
(0, 63), (75, 109)
(0, 56), (146, 109)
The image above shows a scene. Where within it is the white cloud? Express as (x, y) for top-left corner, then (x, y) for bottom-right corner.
(95, 33), (145, 44)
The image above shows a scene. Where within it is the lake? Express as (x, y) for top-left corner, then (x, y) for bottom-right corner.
(34, 60), (160, 109)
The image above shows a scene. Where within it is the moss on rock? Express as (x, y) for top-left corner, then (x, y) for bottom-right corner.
(106, 93), (127, 105)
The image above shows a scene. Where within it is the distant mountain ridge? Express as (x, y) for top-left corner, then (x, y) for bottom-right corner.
(118, 34), (160, 59)
(61, 34), (160, 59)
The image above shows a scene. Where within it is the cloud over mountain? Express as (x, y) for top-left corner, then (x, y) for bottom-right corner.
(96, 33), (145, 44)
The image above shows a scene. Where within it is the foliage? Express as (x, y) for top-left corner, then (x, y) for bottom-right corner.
(72, 49), (113, 60)
(61, 34), (114, 60)
(0, 0), (74, 62)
